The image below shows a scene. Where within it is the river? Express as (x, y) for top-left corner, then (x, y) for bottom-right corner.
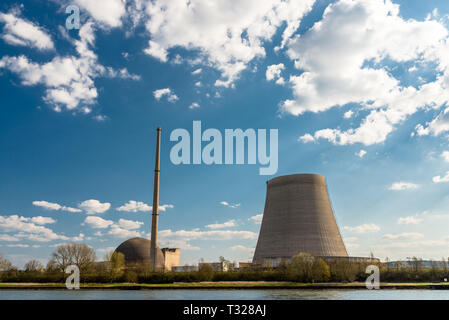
(0, 289), (448, 300)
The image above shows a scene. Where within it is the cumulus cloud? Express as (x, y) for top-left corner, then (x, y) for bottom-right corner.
(0, 10), (54, 50)
(32, 201), (82, 213)
(220, 201), (240, 209)
(433, 171), (449, 183)
(153, 88), (178, 102)
(415, 107), (449, 137)
(83, 216), (113, 229)
(0, 215), (70, 242)
(74, 0), (126, 28)
(116, 200), (151, 212)
(248, 214), (263, 224)
(78, 199), (111, 214)
(108, 225), (141, 238)
(117, 218), (143, 230)
(0, 22), (139, 113)
(388, 182), (420, 191)
(206, 219), (236, 229)
(0, 234), (20, 242)
(292, 0), (449, 146)
(398, 216), (423, 225)
(116, 201), (174, 213)
(343, 224), (380, 234)
(143, 0), (315, 87)
(266, 63), (285, 85)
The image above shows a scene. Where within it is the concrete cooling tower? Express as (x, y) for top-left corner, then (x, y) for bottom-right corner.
(253, 174), (348, 265)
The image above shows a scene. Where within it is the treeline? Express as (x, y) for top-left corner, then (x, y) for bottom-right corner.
(2, 249), (449, 284)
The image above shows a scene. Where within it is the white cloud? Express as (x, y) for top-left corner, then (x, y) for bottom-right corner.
(153, 88), (178, 102)
(189, 102), (200, 109)
(388, 182), (420, 191)
(398, 216), (423, 225)
(0, 22), (138, 113)
(248, 214), (263, 224)
(266, 63), (285, 84)
(0, 10), (54, 50)
(32, 200), (82, 213)
(191, 68), (202, 75)
(117, 218), (143, 230)
(220, 201), (240, 209)
(159, 229), (257, 242)
(108, 225), (141, 238)
(230, 245), (254, 253)
(79, 199), (111, 214)
(0, 234), (19, 242)
(290, 0), (449, 146)
(442, 151), (449, 163)
(84, 216), (113, 229)
(144, 0), (315, 87)
(206, 219), (236, 229)
(383, 233), (424, 240)
(416, 107), (449, 137)
(356, 150), (367, 158)
(74, 0), (126, 28)
(0, 215), (69, 242)
(344, 224), (380, 234)
(116, 200), (151, 212)
(30, 216), (56, 225)
(344, 110), (354, 119)
(298, 133), (315, 143)
(433, 171), (449, 183)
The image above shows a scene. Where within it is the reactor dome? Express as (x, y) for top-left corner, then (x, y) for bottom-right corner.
(114, 237), (165, 270)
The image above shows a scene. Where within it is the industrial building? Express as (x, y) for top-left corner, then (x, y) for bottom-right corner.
(253, 174), (350, 267)
(113, 128), (180, 272)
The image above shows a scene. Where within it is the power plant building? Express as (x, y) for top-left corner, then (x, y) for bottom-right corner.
(253, 174), (349, 267)
(113, 128), (180, 272)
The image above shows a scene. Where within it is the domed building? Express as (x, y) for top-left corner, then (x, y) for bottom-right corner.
(114, 237), (180, 272)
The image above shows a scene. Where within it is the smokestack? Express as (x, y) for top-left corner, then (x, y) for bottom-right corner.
(150, 127), (161, 272)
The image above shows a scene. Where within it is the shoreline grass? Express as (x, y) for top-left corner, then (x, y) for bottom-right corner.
(1, 281), (449, 290)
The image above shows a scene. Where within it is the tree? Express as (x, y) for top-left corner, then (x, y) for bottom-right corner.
(311, 258), (331, 282)
(0, 253), (13, 272)
(24, 260), (44, 272)
(286, 253), (315, 282)
(104, 251), (125, 279)
(198, 263), (214, 281)
(50, 243), (96, 274)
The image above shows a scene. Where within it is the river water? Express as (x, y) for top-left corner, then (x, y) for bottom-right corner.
(0, 289), (448, 300)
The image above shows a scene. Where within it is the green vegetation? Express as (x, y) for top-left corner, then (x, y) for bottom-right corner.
(2, 249), (449, 287)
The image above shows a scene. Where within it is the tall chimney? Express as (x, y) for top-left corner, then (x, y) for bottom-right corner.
(150, 127), (161, 272)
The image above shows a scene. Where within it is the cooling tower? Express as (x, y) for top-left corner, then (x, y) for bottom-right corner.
(253, 174), (348, 263)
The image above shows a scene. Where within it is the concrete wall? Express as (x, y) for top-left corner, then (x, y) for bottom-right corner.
(253, 174), (348, 262)
(162, 248), (180, 271)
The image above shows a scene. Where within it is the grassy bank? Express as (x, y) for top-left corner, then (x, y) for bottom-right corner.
(1, 281), (449, 290)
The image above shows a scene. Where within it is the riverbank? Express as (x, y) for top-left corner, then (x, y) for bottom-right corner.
(1, 281), (449, 290)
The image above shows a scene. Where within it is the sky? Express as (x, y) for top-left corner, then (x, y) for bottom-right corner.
(1, 0), (449, 268)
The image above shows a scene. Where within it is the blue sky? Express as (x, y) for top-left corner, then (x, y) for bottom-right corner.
(1, 0), (449, 268)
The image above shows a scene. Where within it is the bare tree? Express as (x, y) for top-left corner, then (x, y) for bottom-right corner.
(0, 253), (13, 272)
(24, 260), (44, 272)
(51, 243), (96, 273)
